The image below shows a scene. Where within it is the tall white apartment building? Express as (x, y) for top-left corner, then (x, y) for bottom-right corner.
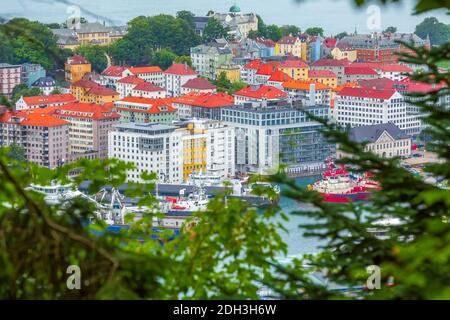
(177, 119), (235, 180)
(335, 87), (421, 136)
(164, 63), (197, 97)
(108, 123), (183, 184)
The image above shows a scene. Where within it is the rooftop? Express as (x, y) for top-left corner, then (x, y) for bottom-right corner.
(234, 85), (288, 100)
(282, 80), (331, 91)
(349, 123), (409, 143)
(117, 75), (145, 85)
(309, 70), (337, 78)
(21, 94), (77, 106)
(127, 66), (163, 74)
(338, 87), (396, 99)
(311, 58), (350, 67)
(164, 63), (196, 76)
(182, 77), (216, 90)
(115, 122), (178, 133)
(172, 92), (234, 108)
(102, 65), (129, 77)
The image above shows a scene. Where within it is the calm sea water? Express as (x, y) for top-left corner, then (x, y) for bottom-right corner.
(3, 0), (449, 34)
(275, 176), (325, 258)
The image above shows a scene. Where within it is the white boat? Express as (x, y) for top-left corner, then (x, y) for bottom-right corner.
(27, 183), (83, 205)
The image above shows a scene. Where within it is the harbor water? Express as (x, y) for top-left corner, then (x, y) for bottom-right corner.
(275, 176), (325, 257)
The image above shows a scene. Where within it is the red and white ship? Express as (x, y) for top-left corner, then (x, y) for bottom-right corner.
(308, 159), (381, 203)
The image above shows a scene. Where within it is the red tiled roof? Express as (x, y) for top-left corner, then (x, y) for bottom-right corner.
(344, 66), (378, 75)
(87, 85), (118, 96)
(182, 77), (216, 90)
(256, 64), (276, 76)
(358, 78), (395, 90)
(164, 63), (196, 75)
(256, 38), (276, 47)
(22, 94), (77, 106)
(67, 55), (89, 65)
(172, 92), (234, 108)
(0, 111), (69, 127)
(268, 70), (292, 82)
(115, 97), (176, 114)
(311, 58), (350, 67)
(127, 66), (163, 74)
(378, 64), (413, 73)
(72, 80), (118, 96)
(243, 59), (262, 69)
(132, 82), (164, 92)
(19, 113), (70, 127)
(280, 59), (308, 69)
(102, 65), (129, 77)
(359, 77), (445, 93)
(282, 80), (331, 91)
(349, 62), (381, 69)
(54, 102), (121, 119)
(338, 87), (396, 99)
(72, 79), (97, 88)
(234, 85), (288, 100)
(278, 36), (299, 45)
(117, 75), (145, 85)
(309, 70), (337, 78)
(323, 38), (337, 48)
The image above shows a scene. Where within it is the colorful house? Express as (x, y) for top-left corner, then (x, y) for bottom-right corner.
(113, 96), (177, 124)
(278, 59), (309, 80)
(216, 64), (241, 83)
(71, 79), (119, 104)
(64, 55), (92, 83)
(308, 70), (338, 88)
(276, 36), (303, 58)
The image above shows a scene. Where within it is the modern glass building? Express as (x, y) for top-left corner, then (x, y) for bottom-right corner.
(221, 100), (335, 174)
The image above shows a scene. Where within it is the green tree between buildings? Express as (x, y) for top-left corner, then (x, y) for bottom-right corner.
(74, 45), (108, 73)
(11, 84), (42, 104)
(305, 27), (325, 37)
(415, 17), (450, 46)
(0, 18), (69, 71)
(0, 0), (449, 300)
(202, 18), (231, 43)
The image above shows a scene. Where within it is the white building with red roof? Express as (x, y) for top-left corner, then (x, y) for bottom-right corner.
(234, 85), (288, 106)
(123, 66), (164, 88)
(131, 82), (166, 99)
(172, 92), (234, 120)
(116, 75), (145, 98)
(164, 63), (198, 97)
(181, 78), (216, 95)
(335, 87), (421, 135)
(377, 64), (412, 81)
(344, 66), (379, 83)
(101, 65), (129, 88)
(267, 70), (292, 88)
(240, 59), (262, 85)
(15, 94), (77, 111)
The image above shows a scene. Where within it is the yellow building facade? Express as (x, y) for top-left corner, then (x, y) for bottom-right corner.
(70, 80), (119, 105)
(308, 72), (338, 88)
(279, 60), (309, 80)
(180, 123), (207, 181)
(275, 36), (303, 58)
(216, 64), (241, 83)
(331, 47), (357, 62)
(65, 55), (92, 83)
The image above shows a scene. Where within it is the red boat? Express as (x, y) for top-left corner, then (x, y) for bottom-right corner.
(308, 159), (380, 203)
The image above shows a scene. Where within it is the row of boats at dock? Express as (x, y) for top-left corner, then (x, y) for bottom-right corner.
(26, 172), (281, 234)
